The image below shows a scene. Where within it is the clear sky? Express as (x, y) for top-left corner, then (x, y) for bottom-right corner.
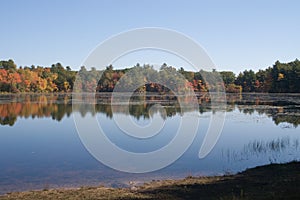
(1, 0), (299, 74)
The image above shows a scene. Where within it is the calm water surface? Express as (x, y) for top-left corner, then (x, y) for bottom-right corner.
(0, 93), (299, 194)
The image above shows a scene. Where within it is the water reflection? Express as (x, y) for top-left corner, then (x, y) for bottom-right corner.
(0, 93), (300, 127)
(0, 94), (72, 126)
(0, 93), (300, 194)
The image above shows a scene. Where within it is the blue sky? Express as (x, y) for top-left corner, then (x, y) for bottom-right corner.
(1, 0), (299, 74)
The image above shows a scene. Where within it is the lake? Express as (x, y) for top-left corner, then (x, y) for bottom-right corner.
(0, 93), (300, 194)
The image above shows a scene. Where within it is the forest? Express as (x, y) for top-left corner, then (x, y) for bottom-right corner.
(0, 59), (300, 93)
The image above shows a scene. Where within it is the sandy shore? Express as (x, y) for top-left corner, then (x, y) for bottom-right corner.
(0, 161), (300, 199)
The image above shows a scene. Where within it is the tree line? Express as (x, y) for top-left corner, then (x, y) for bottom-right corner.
(0, 59), (299, 93)
(0, 60), (76, 93)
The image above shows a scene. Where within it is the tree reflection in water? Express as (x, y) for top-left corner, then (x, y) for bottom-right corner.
(0, 93), (300, 127)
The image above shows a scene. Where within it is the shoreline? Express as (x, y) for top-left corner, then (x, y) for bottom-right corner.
(1, 161), (300, 199)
